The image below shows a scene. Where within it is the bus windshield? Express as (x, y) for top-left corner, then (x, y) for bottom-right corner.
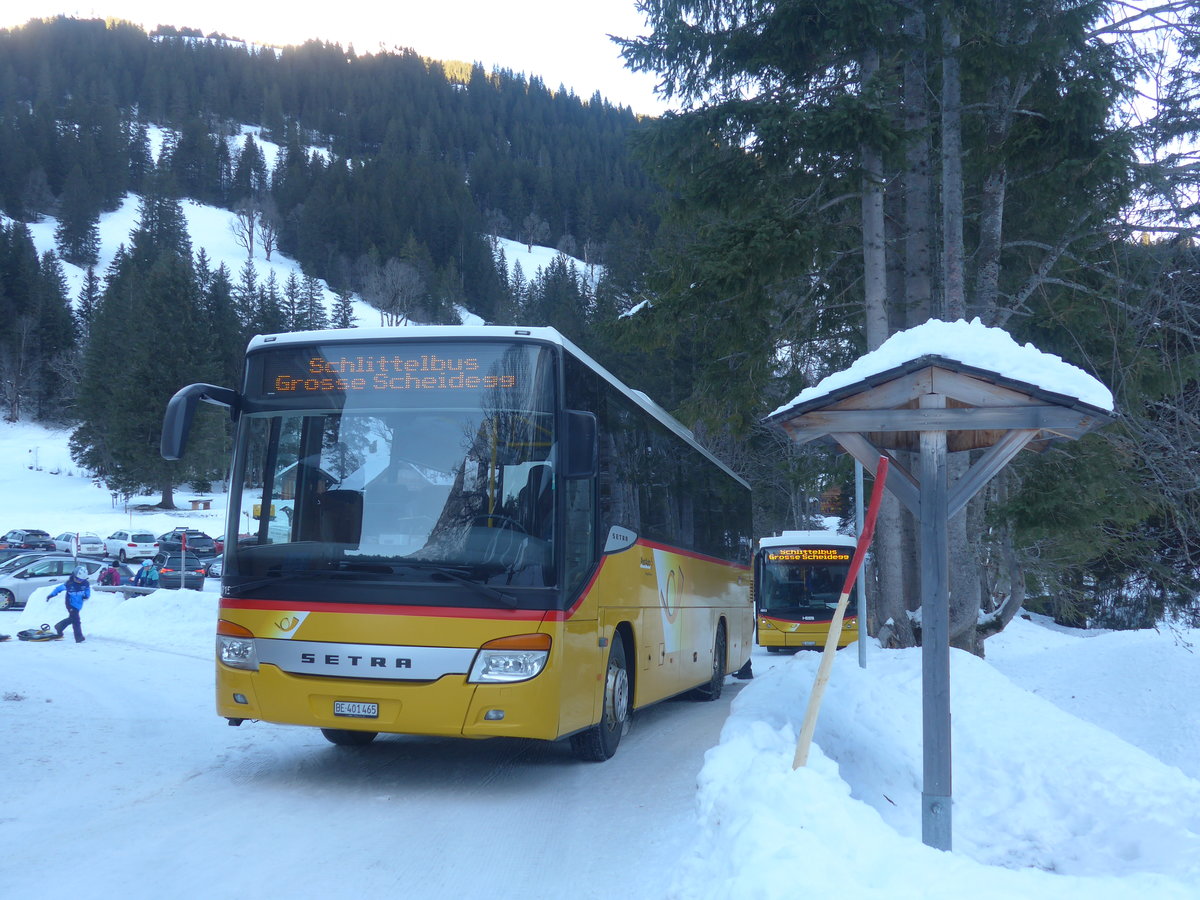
(225, 341), (559, 603)
(758, 551), (850, 615)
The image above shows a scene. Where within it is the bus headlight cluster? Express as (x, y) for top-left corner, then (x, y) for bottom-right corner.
(217, 620), (259, 671)
(468, 634), (551, 683)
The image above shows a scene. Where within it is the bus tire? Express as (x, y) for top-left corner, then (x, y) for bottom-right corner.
(691, 624), (726, 701)
(570, 637), (629, 762)
(321, 728), (378, 747)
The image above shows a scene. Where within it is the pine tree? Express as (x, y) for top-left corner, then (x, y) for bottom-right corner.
(282, 271), (303, 330)
(75, 266), (102, 333)
(71, 184), (220, 505)
(259, 268), (285, 335)
(300, 274), (328, 330)
(331, 289), (356, 329)
(53, 163), (101, 266)
(234, 258), (259, 332)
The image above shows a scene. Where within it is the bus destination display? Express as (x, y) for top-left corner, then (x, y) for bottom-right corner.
(260, 347), (521, 398)
(765, 547), (851, 562)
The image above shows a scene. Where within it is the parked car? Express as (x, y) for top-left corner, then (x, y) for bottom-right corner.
(0, 547), (46, 566)
(157, 529), (217, 557)
(150, 551), (207, 590)
(0, 555), (107, 610)
(213, 533), (256, 554)
(0, 551), (54, 576)
(0, 529), (57, 551)
(51, 532), (107, 556)
(204, 557), (223, 578)
(104, 530), (159, 562)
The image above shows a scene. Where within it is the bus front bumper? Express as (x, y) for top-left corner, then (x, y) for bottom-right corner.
(217, 663), (564, 740)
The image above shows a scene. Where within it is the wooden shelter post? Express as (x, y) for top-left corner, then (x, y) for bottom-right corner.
(919, 393), (952, 850)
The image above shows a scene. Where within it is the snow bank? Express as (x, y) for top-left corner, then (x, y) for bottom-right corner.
(670, 644), (1200, 899)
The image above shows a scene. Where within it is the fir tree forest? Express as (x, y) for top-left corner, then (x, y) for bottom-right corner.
(0, 10), (1197, 641)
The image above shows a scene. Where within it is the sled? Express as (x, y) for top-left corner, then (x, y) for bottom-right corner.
(17, 625), (61, 642)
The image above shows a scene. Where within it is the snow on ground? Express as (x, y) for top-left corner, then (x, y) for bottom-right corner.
(492, 234), (602, 292)
(1, 420), (1198, 898)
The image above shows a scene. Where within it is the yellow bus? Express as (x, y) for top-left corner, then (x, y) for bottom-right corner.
(162, 325), (752, 760)
(754, 531), (858, 651)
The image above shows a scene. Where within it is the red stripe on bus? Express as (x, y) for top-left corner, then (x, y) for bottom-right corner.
(219, 538), (746, 622)
(219, 597), (551, 621)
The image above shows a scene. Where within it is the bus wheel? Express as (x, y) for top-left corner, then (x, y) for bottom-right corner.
(321, 728), (378, 747)
(570, 637), (629, 761)
(691, 624), (726, 701)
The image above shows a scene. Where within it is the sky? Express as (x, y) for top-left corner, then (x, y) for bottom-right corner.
(1, 1), (669, 115)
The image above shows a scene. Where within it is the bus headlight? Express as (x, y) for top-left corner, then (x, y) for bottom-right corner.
(217, 620), (259, 671)
(468, 633), (551, 683)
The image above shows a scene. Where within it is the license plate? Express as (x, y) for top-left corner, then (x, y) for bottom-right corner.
(333, 701), (379, 719)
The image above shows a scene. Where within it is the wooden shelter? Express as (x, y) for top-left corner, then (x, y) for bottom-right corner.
(765, 351), (1114, 851)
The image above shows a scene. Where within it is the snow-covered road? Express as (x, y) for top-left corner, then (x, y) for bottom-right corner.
(1, 596), (739, 899)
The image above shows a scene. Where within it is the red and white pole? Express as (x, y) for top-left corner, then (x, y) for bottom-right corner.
(793, 456), (890, 769)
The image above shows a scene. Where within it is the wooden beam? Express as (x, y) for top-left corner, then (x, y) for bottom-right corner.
(947, 430), (1036, 519)
(928, 366), (1034, 407)
(788, 405), (1100, 436)
(831, 432), (921, 516)
(826, 369), (932, 410)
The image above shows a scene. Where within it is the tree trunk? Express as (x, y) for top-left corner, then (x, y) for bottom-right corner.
(861, 49), (889, 351)
(904, 3), (933, 327)
(160, 479), (176, 510)
(941, 9), (966, 321)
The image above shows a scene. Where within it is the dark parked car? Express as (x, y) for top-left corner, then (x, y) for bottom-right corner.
(0, 529), (57, 551)
(0, 547), (48, 566)
(150, 551), (207, 590)
(157, 529), (217, 557)
(213, 533), (257, 554)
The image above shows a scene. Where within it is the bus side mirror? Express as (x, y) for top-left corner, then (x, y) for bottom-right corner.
(564, 409), (597, 480)
(161, 383), (239, 460)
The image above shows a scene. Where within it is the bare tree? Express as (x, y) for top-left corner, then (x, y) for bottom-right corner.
(258, 197), (280, 261)
(0, 316), (36, 421)
(361, 258), (427, 326)
(230, 201), (257, 260)
(522, 212), (550, 251)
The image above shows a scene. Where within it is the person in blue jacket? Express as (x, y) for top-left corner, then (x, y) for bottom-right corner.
(49, 565), (92, 643)
(132, 558), (159, 587)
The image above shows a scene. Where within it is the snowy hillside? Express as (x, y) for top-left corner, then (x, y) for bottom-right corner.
(11, 124), (594, 330)
(0, 419), (1197, 899)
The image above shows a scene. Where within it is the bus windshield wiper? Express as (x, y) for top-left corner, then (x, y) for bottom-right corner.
(225, 569), (345, 597)
(396, 561), (518, 608)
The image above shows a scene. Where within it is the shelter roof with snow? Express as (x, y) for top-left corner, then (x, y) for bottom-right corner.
(764, 319), (1116, 518)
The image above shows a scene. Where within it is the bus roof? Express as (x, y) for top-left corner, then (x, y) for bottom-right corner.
(246, 325), (749, 489)
(759, 530), (857, 550)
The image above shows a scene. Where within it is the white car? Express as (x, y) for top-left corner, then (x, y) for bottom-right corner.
(52, 532), (106, 556)
(104, 530), (159, 562)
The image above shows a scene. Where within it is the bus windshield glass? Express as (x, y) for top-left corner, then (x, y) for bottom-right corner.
(758, 547), (851, 615)
(226, 341), (559, 603)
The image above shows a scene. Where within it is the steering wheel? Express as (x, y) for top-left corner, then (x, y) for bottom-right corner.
(471, 514), (528, 534)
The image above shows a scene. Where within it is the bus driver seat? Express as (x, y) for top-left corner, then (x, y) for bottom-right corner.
(318, 489), (363, 547)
